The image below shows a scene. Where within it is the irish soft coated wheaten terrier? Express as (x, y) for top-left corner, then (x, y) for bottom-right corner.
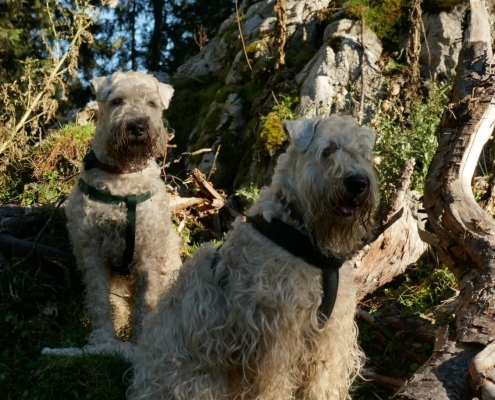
(43, 71), (182, 358)
(128, 115), (379, 399)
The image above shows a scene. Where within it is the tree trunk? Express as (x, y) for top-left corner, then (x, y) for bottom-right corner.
(147, 0), (165, 71)
(396, 1), (495, 399)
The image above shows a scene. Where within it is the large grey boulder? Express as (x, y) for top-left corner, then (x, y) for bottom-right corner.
(295, 19), (383, 119)
(420, 5), (467, 80)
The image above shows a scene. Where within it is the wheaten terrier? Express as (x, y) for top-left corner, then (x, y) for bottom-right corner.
(44, 71), (182, 357)
(129, 115), (378, 399)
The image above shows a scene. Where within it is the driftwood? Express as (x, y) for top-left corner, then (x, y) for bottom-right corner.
(396, 1), (495, 399)
(353, 158), (428, 299)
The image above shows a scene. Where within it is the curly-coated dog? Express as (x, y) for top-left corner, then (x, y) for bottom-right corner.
(129, 115), (378, 398)
(44, 71), (182, 357)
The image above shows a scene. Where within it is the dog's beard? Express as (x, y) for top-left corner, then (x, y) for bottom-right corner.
(302, 177), (378, 258)
(106, 117), (166, 170)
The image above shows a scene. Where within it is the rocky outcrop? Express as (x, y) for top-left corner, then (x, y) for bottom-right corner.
(295, 19), (383, 119)
(420, 4), (467, 80)
(171, 0), (486, 192)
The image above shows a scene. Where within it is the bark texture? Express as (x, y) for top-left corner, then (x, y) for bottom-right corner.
(396, 1), (495, 399)
(353, 158), (428, 300)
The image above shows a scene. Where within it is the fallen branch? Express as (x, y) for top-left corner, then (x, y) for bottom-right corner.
(169, 196), (208, 212)
(190, 168), (225, 203)
(353, 158), (427, 299)
(165, 148), (212, 168)
(361, 369), (406, 390)
(0, 233), (71, 259)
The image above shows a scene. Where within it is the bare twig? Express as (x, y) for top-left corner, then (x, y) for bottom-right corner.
(165, 148), (212, 168)
(235, 1), (252, 71)
(274, 0), (287, 70)
(406, 0), (423, 84)
(271, 91), (280, 106)
(193, 24), (208, 51)
(358, 15), (366, 124)
(207, 145), (221, 181)
(361, 369), (406, 389)
(173, 73), (204, 83)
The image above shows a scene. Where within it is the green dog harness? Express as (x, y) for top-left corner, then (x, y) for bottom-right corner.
(78, 178), (154, 275)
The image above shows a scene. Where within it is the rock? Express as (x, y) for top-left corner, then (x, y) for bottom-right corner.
(188, 93), (245, 185)
(52, 101), (98, 129)
(420, 5), (467, 80)
(295, 19), (383, 119)
(175, 36), (229, 78)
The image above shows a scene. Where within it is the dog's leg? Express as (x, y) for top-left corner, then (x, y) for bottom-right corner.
(78, 247), (116, 345)
(301, 264), (364, 399)
(131, 230), (181, 341)
(130, 265), (163, 341)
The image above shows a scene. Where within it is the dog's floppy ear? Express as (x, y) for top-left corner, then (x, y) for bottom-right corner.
(90, 76), (112, 101)
(157, 83), (174, 110)
(282, 119), (319, 152)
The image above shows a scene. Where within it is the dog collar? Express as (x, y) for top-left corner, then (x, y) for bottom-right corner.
(246, 214), (344, 327)
(78, 178), (155, 275)
(83, 150), (145, 174)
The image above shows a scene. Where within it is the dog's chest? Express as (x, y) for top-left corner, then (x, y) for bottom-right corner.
(78, 193), (165, 256)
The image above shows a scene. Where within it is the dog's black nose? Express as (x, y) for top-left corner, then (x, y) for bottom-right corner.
(128, 120), (147, 137)
(345, 175), (367, 195)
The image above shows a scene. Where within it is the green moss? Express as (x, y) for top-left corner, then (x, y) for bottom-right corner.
(338, 0), (412, 48)
(256, 92), (298, 155)
(258, 113), (286, 154)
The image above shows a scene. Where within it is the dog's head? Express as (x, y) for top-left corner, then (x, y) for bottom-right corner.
(90, 70), (174, 169)
(280, 115), (378, 257)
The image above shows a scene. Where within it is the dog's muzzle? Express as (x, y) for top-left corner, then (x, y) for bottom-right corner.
(344, 175), (367, 195)
(126, 118), (149, 142)
(339, 175), (368, 217)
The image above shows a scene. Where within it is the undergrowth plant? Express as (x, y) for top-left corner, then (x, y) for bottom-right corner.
(338, 0), (411, 49)
(257, 92), (298, 156)
(382, 262), (457, 323)
(0, 0), (97, 174)
(0, 123), (94, 205)
(372, 82), (449, 204)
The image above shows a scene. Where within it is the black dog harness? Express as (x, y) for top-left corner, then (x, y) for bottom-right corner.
(211, 214), (345, 327)
(79, 151), (154, 275)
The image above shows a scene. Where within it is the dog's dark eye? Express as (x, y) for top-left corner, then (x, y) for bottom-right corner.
(111, 98), (123, 106)
(321, 143), (339, 158)
(148, 101), (158, 109)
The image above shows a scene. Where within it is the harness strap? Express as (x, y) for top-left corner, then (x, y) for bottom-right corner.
(78, 179), (154, 275)
(210, 215), (345, 328)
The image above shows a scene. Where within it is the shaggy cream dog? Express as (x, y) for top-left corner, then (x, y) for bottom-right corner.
(44, 71), (182, 357)
(129, 115), (378, 399)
